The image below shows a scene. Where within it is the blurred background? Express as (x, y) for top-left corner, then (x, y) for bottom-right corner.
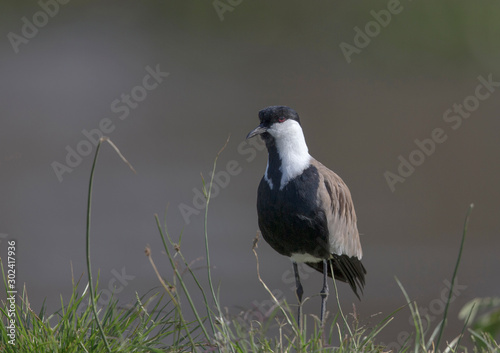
(1, 0), (499, 348)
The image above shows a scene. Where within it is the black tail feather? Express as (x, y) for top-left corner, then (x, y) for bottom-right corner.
(305, 255), (366, 300)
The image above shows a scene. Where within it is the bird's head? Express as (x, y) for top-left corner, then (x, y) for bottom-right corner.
(246, 106), (302, 144)
(247, 106), (310, 183)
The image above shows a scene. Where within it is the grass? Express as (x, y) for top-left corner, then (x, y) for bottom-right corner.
(1, 137), (499, 352)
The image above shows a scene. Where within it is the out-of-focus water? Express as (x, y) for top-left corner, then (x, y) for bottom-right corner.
(1, 1), (499, 347)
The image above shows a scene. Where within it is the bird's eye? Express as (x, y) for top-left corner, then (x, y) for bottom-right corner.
(278, 117), (286, 123)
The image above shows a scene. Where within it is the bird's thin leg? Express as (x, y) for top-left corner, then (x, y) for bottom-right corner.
(320, 259), (329, 328)
(292, 261), (303, 331)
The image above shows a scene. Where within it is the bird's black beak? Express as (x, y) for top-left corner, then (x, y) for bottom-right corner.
(246, 124), (267, 139)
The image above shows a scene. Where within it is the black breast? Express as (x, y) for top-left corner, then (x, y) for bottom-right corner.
(256, 165), (330, 259)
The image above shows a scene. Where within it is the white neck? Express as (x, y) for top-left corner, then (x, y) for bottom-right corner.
(268, 120), (311, 189)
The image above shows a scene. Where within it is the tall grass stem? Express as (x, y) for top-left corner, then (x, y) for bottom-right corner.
(435, 203), (474, 349)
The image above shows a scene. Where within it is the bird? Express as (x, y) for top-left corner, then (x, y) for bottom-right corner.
(246, 105), (366, 329)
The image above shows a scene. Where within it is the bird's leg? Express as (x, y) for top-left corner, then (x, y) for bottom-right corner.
(320, 259), (329, 328)
(292, 261), (303, 331)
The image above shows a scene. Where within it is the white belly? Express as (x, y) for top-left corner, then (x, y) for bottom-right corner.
(290, 253), (323, 263)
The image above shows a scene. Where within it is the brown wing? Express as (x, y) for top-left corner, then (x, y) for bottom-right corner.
(311, 159), (363, 259)
(308, 159), (366, 298)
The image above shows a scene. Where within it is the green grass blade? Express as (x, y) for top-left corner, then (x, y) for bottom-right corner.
(202, 137), (233, 352)
(468, 328), (496, 352)
(329, 262), (354, 340)
(360, 305), (404, 348)
(84, 136), (136, 352)
(396, 277), (422, 351)
(454, 302), (475, 351)
(435, 203), (474, 349)
(85, 137), (112, 353)
(153, 215), (209, 347)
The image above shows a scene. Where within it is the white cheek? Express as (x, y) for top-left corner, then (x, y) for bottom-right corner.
(268, 120), (311, 189)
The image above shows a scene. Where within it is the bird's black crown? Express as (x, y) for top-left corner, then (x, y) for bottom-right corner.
(258, 106), (301, 127)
